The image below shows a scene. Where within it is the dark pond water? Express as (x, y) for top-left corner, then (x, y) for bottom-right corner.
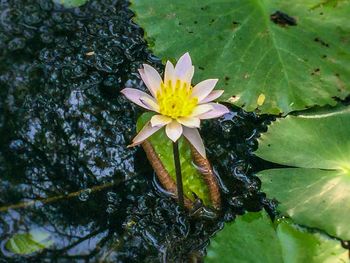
(0, 0), (275, 262)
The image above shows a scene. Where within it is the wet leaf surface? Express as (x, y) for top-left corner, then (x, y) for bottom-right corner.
(206, 211), (348, 263)
(131, 0), (350, 114)
(256, 105), (350, 240)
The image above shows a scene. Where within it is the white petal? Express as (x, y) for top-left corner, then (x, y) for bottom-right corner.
(200, 90), (224, 104)
(190, 104), (213, 117)
(177, 116), (200, 128)
(175, 52), (192, 80)
(140, 96), (160, 112)
(151, 115), (172, 127)
(138, 69), (150, 90)
(198, 103), (230, 119)
(164, 61), (175, 85)
(192, 79), (218, 102)
(183, 65), (194, 84)
(121, 88), (157, 111)
(143, 64), (162, 96)
(128, 121), (164, 147)
(165, 121), (183, 142)
(182, 127), (206, 158)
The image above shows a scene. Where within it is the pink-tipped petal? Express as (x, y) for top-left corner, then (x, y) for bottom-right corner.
(151, 115), (172, 127)
(138, 69), (150, 90)
(192, 79), (218, 102)
(198, 103), (230, 119)
(200, 90), (224, 104)
(175, 52), (192, 80)
(165, 121), (183, 142)
(121, 88), (157, 111)
(164, 61), (175, 85)
(128, 121), (164, 147)
(182, 127), (206, 158)
(190, 104), (213, 117)
(177, 116), (200, 128)
(140, 96), (160, 112)
(143, 64), (162, 96)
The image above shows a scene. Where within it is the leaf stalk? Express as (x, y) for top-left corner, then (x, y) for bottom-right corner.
(173, 141), (184, 209)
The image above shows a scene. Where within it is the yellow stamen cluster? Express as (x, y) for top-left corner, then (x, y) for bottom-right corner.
(156, 80), (198, 119)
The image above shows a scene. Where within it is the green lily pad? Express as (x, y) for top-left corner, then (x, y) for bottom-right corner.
(131, 0), (350, 114)
(206, 211), (283, 263)
(53, 0), (89, 8)
(137, 112), (213, 207)
(5, 229), (53, 255)
(206, 211), (348, 263)
(256, 105), (350, 240)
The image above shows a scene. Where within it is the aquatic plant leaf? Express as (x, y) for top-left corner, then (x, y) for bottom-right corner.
(5, 229), (53, 255)
(206, 211), (347, 263)
(53, 0), (89, 8)
(259, 168), (350, 242)
(256, 105), (350, 240)
(276, 218), (348, 263)
(206, 211), (283, 263)
(131, 0), (350, 114)
(137, 112), (218, 208)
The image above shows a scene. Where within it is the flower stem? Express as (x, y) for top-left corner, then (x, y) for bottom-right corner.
(172, 141), (184, 209)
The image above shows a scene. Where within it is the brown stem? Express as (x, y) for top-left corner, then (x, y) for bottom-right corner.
(141, 140), (221, 210)
(0, 182), (115, 213)
(141, 141), (192, 208)
(190, 145), (221, 210)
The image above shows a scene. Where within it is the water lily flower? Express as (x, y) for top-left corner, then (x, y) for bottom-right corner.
(121, 52), (229, 158)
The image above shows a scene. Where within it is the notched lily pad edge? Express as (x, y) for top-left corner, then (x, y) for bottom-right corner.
(254, 104), (350, 241)
(255, 103), (350, 155)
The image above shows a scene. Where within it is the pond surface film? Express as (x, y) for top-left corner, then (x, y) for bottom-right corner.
(0, 0), (274, 261)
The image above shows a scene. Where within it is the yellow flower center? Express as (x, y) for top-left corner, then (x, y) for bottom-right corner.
(156, 79), (198, 119)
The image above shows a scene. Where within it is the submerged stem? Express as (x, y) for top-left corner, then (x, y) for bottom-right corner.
(0, 182), (115, 212)
(172, 141), (184, 209)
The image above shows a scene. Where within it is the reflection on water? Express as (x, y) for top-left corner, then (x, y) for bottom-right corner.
(0, 174), (150, 261)
(0, 0), (273, 261)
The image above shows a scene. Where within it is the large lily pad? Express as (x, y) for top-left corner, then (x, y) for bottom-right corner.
(131, 0), (350, 114)
(256, 105), (350, 240)
(206, 211), (348, 263)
